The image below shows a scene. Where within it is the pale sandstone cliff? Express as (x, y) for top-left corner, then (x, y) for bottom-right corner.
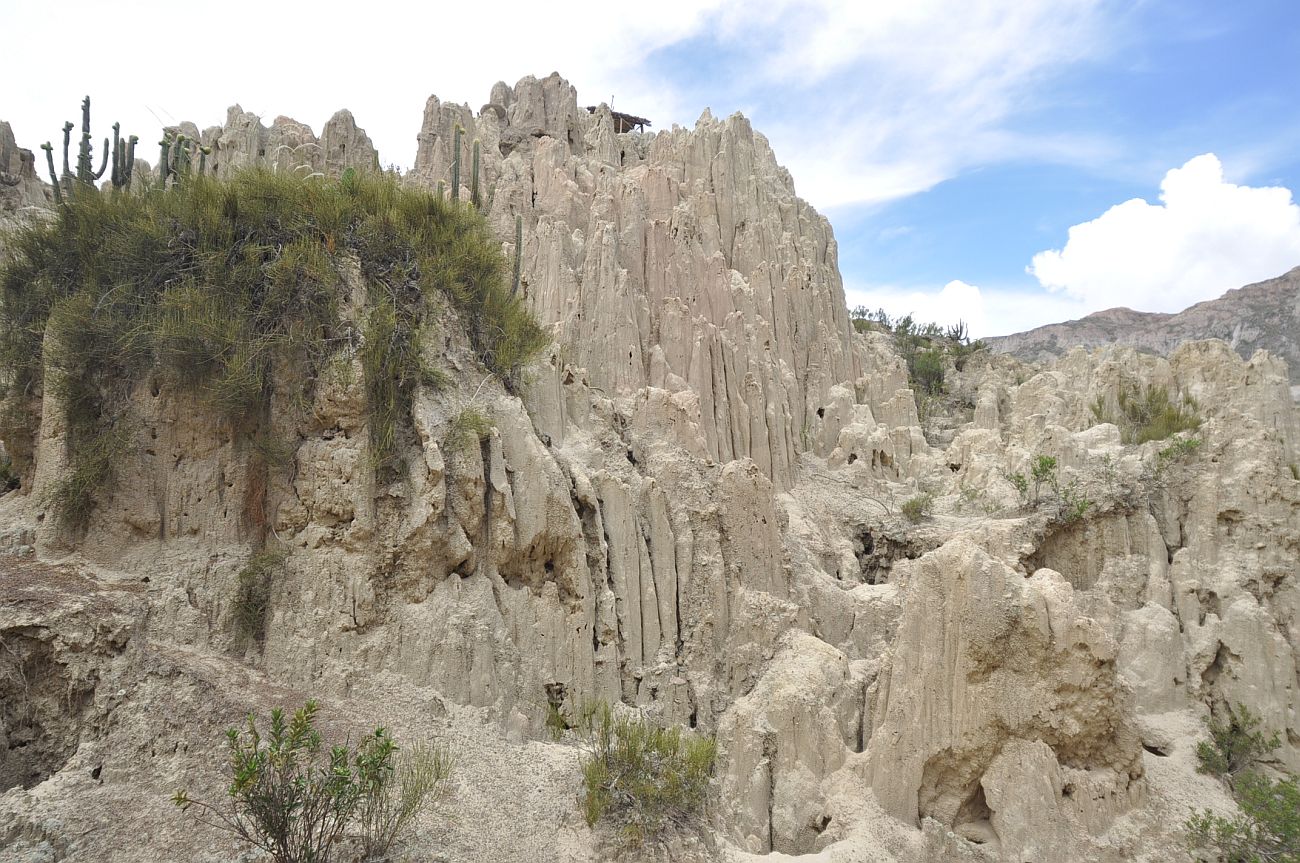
(1, 75), (1299, 863)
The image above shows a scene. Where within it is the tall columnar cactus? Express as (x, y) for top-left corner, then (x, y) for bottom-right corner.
(61, 122), (73, 183)
(159, 136), (172, 189)
(436, 180), (445, 201)
(470, 139), (481, 209)
(39, 143), (63, 205)
(41, 98), (137, 201)
(511, 214), (523, 297)
(116, 134), (138, 190)
(76, 96), (110, 185)
(450, 124), (462, 202)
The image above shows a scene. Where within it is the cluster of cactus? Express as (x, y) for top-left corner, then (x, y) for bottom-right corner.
(442, 122), (517, 293)
(39, 96), (138, 204)
(158, 132), (212, 189)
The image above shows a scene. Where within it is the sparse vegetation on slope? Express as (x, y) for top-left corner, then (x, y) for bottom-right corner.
(575, 701), (716, 848)
(850, 307), (986, 396)
(232, 548), (287, 646)
(0, 168), (547, 526)
(901, 493), (934, 523)
(1090, 383), (1202, 444)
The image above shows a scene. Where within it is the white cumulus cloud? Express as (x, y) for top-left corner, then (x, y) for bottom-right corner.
(845, 280), (1094, 339)
(1029, 154), (1300, 312)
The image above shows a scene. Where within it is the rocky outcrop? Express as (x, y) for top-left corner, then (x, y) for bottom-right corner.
(1, 75), (1299, 863)
(987, 266), (1300, 400)
(163, 105), (381, 180)
(0, 122), (50, 215)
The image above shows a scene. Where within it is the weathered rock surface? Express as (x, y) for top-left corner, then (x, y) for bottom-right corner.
(0, 122), (50, 215)
(1, 75), (1299, 863)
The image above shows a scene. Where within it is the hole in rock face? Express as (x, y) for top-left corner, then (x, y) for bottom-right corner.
(852, 527), (928, 586)
(816, 407), (825, 418)
(1142, 744), (1169, 757)
(847, 453), (857, 464)
(0, 636), (95, 792)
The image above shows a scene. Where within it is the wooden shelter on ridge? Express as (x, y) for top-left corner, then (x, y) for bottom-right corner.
(585, 106), (651, 134)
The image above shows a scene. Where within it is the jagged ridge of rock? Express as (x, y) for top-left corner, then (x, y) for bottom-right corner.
(1, 74), (1299, 863)
(987, 266), (1300, 399)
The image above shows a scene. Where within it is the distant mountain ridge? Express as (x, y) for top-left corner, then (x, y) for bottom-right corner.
(987, 266), (1300, 397)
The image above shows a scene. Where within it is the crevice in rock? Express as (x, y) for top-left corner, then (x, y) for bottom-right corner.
(853, 525), (927, 586)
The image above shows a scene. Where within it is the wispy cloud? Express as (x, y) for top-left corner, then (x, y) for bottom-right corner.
(6, 0), (1120, 215)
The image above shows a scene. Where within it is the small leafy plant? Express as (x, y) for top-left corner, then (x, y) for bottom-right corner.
(1058, 481), (1094, 524)
(1031, 455), (1058, 503)
(1186, 771), (1300, 863)
(1006, 471), (1029, 504)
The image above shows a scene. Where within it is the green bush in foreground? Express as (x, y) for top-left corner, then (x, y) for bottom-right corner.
(576, 701), (716, 848)
(173, 700), (451, 863)
(1196, 703), (1281, 781)
(1187, 772), (1300, 863)
(1186, 703), (1296, 863)
(0, 169), (547, 525)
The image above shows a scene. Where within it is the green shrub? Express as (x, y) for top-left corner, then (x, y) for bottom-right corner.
(356, 739), (454, 862)
(576, 701), (716, 848)
(1031, 455), (1058, 503)
(910, 348), (945, 396)
(901, 493), (934, 523)
(233, 549), (287, 645)
(0, 169), (547, 525)
(1156, 435), (1202, 471)
(847, 308), (987, 399)
(1196, 703), (1280, 781)
(173, 701), (372, 863)
(1187, 771), (1300, 863)
(1058, 481), (1094, 524)
(1092, 384), (1201, 445)
(173, 701), (450, 863)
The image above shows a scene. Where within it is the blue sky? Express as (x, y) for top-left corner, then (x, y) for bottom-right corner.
(5, 0), (1300, 336)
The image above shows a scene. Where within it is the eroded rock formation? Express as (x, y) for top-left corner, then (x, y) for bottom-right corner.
(1, 74), (1298, 863)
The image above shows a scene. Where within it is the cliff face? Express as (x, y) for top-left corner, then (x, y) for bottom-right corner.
(987, 267), (1300, 399)
(2, 76), (1299, 863)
